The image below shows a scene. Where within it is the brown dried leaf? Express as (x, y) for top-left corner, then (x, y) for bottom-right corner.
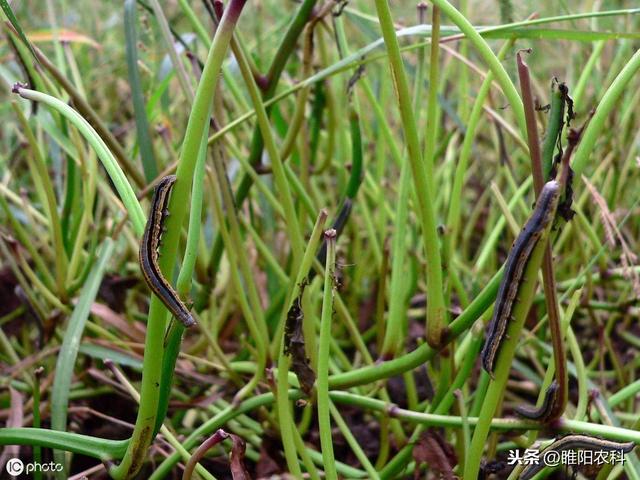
(256, 429), (285, 478)
(256, 445), (280, 479)
(412, 431), (457, 480)
(229, 433), (251, 480)
(284, 284), (315, 395)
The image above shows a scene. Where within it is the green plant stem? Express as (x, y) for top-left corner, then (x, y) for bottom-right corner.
(65, 147), (98, 290)
(518, 50), (568, 421)
(426, 7), (448, 388)
(50, 239), (115, 477)
(0, 195), (55, 290)
(124, 0), (158, 181)
(32, 370), (43, 480)
(206, 0), (318, 277)
(329, 401), (381, 480)
(572, 40), (605, 106)
(439, 1), (529, 135)
(11, 102), (68, 294)
(228, 30), (305, 266)
(423, 5), (441, 198)
(279, 11), (321, 162)
(14, 87), (145, 235)
(154, 126), (210, 436)
(208, 156), (267, 402)
(317, 230), (338, 480)
(540, 80), (566, 179)
(149, 0), (194, 101)
(446, 40), (514, 260)
(204, 10), (639, 155)
(380, 147), (411, 357)
(475, 179), (531, 270)
(7, 382), (640, 476)
(0, 428), (129, 461)
(275, 210), (327, 476)
(464, 210), (559, 479)
(572, 47), (640, 177)
(179, 0), (213, 47)
(109, 2), (246, 478)
(374, 0), (446, 348)
(5, 23), (146, 188)
(379, 318), (487, 479)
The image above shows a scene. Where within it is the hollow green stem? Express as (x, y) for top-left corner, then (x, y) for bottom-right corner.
(573, 47), (640, 177)
(464, 205), (559, 479)
(374, 0), (446, 347)
(109, 2), (246, 477)
(275, 210), (327, 476)
(317, 230), (338, 480)
(429, 0), (526, 135)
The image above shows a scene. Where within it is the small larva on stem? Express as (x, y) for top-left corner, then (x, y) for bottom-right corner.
(481, 180), (560, 375)
(139, 175), (195, 328)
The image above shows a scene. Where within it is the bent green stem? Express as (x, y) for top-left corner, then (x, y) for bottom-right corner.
(109, 2), (247, 478)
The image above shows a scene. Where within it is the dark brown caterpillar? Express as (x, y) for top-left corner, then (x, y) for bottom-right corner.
(139, 175), (195, 327)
